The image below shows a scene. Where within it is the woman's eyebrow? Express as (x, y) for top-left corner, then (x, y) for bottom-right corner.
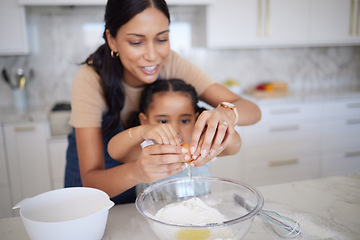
(126, 30), (169, 37)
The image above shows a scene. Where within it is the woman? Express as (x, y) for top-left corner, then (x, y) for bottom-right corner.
(65, 0), (261, 204)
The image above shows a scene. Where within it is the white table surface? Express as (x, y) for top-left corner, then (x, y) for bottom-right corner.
(1, 173), (359, 240)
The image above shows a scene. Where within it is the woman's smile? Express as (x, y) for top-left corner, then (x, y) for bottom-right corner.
(141, 65), (159, 75)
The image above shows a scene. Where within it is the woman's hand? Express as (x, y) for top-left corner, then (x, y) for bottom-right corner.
(141, 124), (181, 146)
(189, 106), (236, 167)
(134, 144), (189, 183)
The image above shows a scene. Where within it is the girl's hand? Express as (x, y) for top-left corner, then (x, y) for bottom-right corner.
(141, 124), (181, 146)
(189, 107), (236, 166)
(134, 144), (189, 183)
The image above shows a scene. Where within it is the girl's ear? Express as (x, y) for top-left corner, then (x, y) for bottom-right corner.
(139, 113), (148, 125)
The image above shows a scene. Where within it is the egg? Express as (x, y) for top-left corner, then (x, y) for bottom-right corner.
(181, 142), (192, 163)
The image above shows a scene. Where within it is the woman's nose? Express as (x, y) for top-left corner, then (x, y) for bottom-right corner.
(144, 42), (157, 62)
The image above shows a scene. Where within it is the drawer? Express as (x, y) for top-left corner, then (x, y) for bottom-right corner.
(321, 147), (360, 177)
(241, 121), (321, 148)
(259, 102), (322, 123)
(321, 119), (360, 151)
(243, 154), (321, 186)
(243, 142), (320, 164)
(321, 99), (360, 119)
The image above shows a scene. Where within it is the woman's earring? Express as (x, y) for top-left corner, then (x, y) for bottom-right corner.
(111, 50), (119, 58)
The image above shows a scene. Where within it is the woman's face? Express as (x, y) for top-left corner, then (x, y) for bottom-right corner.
(140, 91), (198, 143)
(107, 7), (170, 88)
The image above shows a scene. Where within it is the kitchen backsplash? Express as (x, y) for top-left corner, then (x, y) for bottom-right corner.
(0, 6), (359, 108)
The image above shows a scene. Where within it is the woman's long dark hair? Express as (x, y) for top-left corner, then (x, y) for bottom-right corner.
(84, 0), (170, 132)
(128, 79), (203, 128)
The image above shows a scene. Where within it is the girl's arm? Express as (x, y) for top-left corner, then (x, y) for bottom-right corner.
(76, 127), (188, 198)
(108, 126), (145, 163)
(108, 124), (183, 162)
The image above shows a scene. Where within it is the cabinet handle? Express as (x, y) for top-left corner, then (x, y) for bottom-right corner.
(350, 0), (355, 35)
(14, 126), (35, 132)
(269, 158), (299, 167)
(265, 0), (270, 37)
(270, 125), (299, 132)
(270, 107), (301, 115)
(258, 0), (263, 37)
(347, 102), (360, 108)
(345, 151), (360, 158)
(346, 119), (360, 125)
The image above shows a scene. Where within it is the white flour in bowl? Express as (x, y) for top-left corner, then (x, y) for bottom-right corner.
(155, 197), (226, 225)
(151, 198), (234, 240)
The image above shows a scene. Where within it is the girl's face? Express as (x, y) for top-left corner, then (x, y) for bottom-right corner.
(140, 91), (198, 143)
(107, 7), (170, 88)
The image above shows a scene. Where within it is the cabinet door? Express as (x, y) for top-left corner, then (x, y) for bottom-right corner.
(310, 0), (360, 44)
(207, 0), (259, 48)
(0, 0), (28, 55)
(207, 0), (309, 48)
(0, 126), (13, 218)
(48, 137), (68, 189)
(267, 0), (309, 43)
(4, 121), (51, 205)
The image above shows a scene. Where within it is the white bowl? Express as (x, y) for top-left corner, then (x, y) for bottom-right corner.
(13, 187), (114, 240)
(136, 177), (264, 240)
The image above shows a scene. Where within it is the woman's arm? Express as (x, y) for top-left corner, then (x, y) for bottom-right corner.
(189, 83), (261, 166)
(200, 83), (261, 126)
(76, 128), (139, 197)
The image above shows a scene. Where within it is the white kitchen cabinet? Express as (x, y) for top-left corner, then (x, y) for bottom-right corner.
(4, 120), (52, 207)
(211, 97), (360, 186)
(320, 98), (360, 176)
(207, 0), (360, 48)
(207, 0), (309, 48)
(18, 0), (214, 5)
(0, 126), (13, 218)
(0, 0), (28, 55)
(211, 101), (322, 186)
(48, 137), (68, 189)
(310, 0), (360, 45)
(240, 102), (322, 186)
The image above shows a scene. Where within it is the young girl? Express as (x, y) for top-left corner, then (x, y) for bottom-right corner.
(108, 79), (242, 192)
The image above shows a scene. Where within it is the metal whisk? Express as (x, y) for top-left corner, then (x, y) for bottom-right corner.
(234, 194), (301, 238)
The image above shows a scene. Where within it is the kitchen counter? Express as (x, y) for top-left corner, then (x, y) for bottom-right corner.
(1, 173), (359, 239)
(1, 90), (360, 124)
(0, 104), (51, 123)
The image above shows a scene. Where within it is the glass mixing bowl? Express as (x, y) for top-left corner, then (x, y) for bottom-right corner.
(136, 177), (264, 240)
